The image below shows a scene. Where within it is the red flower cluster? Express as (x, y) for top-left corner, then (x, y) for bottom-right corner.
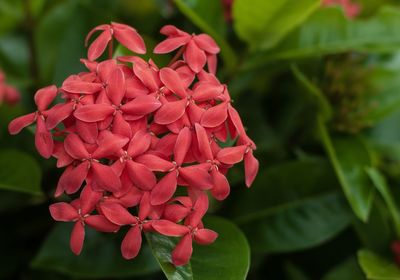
(0, 70), (20, 106)
(322, 0), (360, 18)
(8, 23), (258, 266)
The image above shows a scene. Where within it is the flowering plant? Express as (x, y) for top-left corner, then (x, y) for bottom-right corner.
(9, 22), (258, 266)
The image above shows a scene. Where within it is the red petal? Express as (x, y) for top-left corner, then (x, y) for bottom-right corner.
(184, 40), (206, 73)
(35, 117), (54, 158)
(76, 120), (99, 144)
(112, 112), (132, 139)
(160, 25), (188, 37)
(8, 113), (36, 135)
(192, 83), (223, 102)
(228, 105), (246, 136)
(187, 193), (209, 227)
(216, 145), (246, 164)
(210, 169), (230, 200)
(194, 229), (218, 245)
(58, 162), (89, 195)
(49, 202), (78, 221)
(121, 226), (142, 259)
(163, 204), (191, 223)
(62, 81), (103, 94)
(64, 133), (89, 159)
(34, 85), (58, 111)
(194, 123), (213, 160)
(154, 99), (187, 125)
(244, 150), (259, 187)
(160, 68), (187, 98)
(106, 67), (125, 105)
(174, 126), (192, 166)
(172, 234), (193, 266)
(121, 95), (161, 116)
(179, 166), (212, 190)
(150, 171), (177, 205)
(200, 102), (228, 128)
(193, 34), (220, 54)
(112, 22), (146, 54)
(152, 220), (189, 236)
(85, 215), (120, 232)
(135, 154), (174, 172)
(93, 132), (129, 158)
(154, 36), (190, 54)
(126, 161), (156, 191)
(80, 185), (103, 214)
(91, 162), (121, 192)
(207, 54), (217, 75)
(70, 222), (85, 255)
(74, 104), (114, 122)
(138, 191), (151, 220)
(88, 29), (112, 61)
(100, 202), (136, 225)
(46, 103), (74, 129)
(127, 131), (151, 158)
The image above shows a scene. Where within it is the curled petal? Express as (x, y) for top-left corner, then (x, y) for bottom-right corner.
(154, 99), (187, 125)
(49, 202), (78, 222)
(62, 82), (103, 94)
(121, 226), (142, 260)
(74, 104), (114, 122)
(207, 54), (217, 75)
(194, 123), (213, 160)
(8, 113), (36, 135)
(135, 154), (174, 172)
(80, 185), (103, 215)
(34, 85), (58, 111)
(163, 204), (191, 223)
(194, 229), (218, 245)
(152, 220), (189, 237)
(200, 102), (228, 128)
(187, 193), (209, 227)
(244, 150), (259, 187)
(179, 166), (213, 190)
(111, 22), (146, 54)
(46, 103), (74, 129)
(154, 36), (190, 54)
(150, 171), (177, 205)
(93, 132), (129, 158)
(216, 145), (246, 165)
(100, 202), (136, 225)
(76, 120), (98, 144)
(91, 162), (121, 192)
(160, 68), (187, 98)
(64, 133), (89, 159)
(58, 162), (89, 195)
(87, 29), (112, 61)
(126, 161), (156, 191)
(138, 191), (152, 220)
(210, 169), (230, 201)
(192, 83), (223, 102)
(193, 34), (220, 54)
(35, 117), (54, 158)
(85, 215), (120, 232)
(160, 25), (189, 37)
(70, 222), (85, 255)
(106, 67), (125, 105)
(172, 234), (193, 266)
(174, 126), (192, 166)
(121, 95), (161, 116)
(184, 40), (206, 73)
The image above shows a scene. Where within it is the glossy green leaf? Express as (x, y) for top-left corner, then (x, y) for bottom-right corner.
(0, 149), (41, 195)
(358, 249), (400, 280)
(233, 0), (320, 50)
(233, 159), (352, 253)
(317, 119), (375, 221)
(322, 257), (365, 280)
(146, 215), (250, 280)
(31, 223), (160, 278)
(245, 7), (400, 69)
(174, 0), (237, 72)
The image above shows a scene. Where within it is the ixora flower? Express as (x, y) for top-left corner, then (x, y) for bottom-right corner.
(0, 70), (20, 106)
(322, 0), (360, 18)
(8, 22), (259, 266)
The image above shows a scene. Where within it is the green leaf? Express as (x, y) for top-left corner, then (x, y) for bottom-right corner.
(291, 64), (332, 121)
(365, 167), (400, 237)
(0, 0), (23, 35)
(317, 119), (375, 221)
(233, 159), (352, 253)
(322, 257), (365, 280)
(233, 0), (320, 50)
(31, 223), (160, 278)
(173, 0), (237, 73)
(245, 7), (400, 69)
(0, 149), (41, 195)
(358, 249), (400, 280)
(146, 215), (250, 280)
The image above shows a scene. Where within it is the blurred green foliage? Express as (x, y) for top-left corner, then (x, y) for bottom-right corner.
(2, 0), (400, 279)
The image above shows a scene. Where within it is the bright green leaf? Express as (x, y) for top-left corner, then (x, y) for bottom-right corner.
(358, 249), (400, 280)
(0, 149), (41, 195)
(245, 7), (400, 69)
(322, 257), (365, 280)
(31, 223), (160, 278)
(146, 215), (250, 280)
(233, 0), (320, 50)
(317, 119), (375, 221)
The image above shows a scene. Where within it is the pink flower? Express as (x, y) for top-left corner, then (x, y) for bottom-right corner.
(322, 0), (361, 18)
(9, 22), (258, 266)
(0, 70), (20, 105)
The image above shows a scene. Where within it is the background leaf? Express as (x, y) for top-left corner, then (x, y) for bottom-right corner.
(358, 249), (400, 280)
